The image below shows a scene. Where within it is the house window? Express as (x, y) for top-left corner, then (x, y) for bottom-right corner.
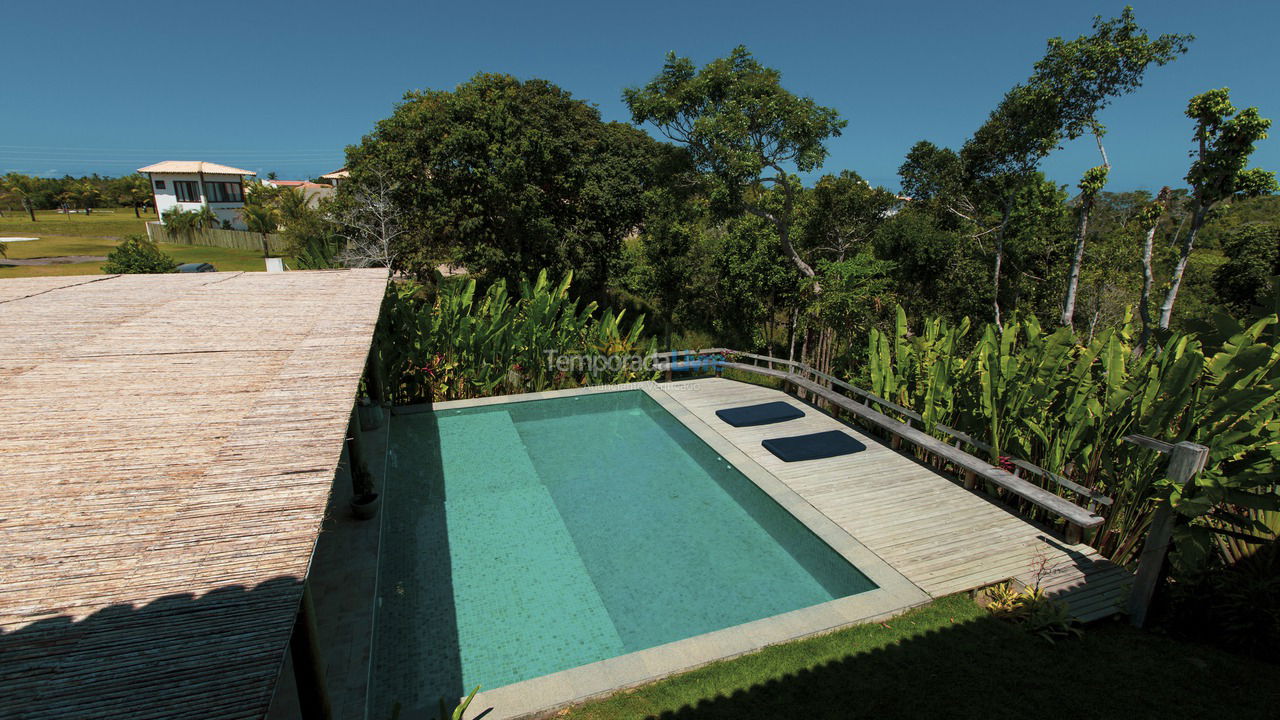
(173, 180), (201, 203)
(203, 181), (244, 203)
(154, 180), (166, 190)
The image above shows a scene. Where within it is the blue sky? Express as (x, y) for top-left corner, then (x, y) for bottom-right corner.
(3, 1), (1276, 193)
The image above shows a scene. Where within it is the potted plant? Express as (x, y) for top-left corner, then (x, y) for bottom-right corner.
(350, 462), (380, 520)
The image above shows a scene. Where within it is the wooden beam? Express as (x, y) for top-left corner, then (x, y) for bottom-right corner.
(1127, 441), (1210, 627)
(290, 580), (334, 720)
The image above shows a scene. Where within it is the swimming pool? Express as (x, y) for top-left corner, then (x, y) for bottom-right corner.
(371, 388), (880, 715)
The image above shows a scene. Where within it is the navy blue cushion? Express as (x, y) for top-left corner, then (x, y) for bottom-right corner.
(715, 401), (805, 427)
(762, 430), (867, 462)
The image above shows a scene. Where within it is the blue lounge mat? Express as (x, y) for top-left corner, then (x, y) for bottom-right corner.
(762, 430), (867, 462)
(716, 401), (805, 427)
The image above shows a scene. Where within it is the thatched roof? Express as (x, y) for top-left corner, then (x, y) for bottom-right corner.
(0, 269), (388, 718)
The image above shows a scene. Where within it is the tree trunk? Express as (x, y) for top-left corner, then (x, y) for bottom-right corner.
(261, 233), (271, 258)
(1157, 204), (1208, 330)
(1136, 221), (1159, 353)
(1060, 195), (1093, 328)
(133, 203), (141, 218)
(26, 201), (36, 222)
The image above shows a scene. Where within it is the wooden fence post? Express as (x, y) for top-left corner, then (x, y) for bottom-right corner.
(1127, 441), (1210, 628)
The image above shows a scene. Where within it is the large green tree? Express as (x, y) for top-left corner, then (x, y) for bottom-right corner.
(344, 73), (671, 291)
(903, 8), (1190, 328)
(1157, 88), (1277, 330)
(625, 46), (845, 292)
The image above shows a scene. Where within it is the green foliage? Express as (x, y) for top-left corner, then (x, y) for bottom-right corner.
(239, 203), (282, 257)
(1213, 224), (1280, 316)
(983, 582), (1082, 643)
(346, 73), (670, 289)
(626, 46), (844, 287)
(1185, 88), (1277, 207)
(1078, 165), (1110, 199)
(378, 270), (656, 404)
(1165, 539), (1280, 661)
(625, 45), (845, 195)
(161, 206), (202, 242)
(865, 306), (1280, 572)
(102, 234), (177, 274)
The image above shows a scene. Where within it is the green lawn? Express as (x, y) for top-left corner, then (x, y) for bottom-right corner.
(0, 207), (155, 238)
(0, 211), (280, 278)
(562, 594), (1280, 720)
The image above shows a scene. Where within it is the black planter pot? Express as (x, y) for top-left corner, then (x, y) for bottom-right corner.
(350, 492), (380, 520)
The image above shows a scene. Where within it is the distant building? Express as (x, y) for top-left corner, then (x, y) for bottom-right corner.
(138, 161), (256, 230)
(261, 179), (335, 207)
(320, 168), (349, 188)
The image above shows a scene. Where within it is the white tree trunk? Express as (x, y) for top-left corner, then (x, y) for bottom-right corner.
(1157, 205), (1207, 330)
(1060, 196), (1093, 328)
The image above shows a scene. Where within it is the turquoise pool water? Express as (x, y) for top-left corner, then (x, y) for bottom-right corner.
(371, 390), (875, 713)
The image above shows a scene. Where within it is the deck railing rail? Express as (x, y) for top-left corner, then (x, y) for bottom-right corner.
(654, 348), (1109, 542)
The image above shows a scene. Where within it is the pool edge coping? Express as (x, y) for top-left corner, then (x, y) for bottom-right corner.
(392, 382), (933, 720)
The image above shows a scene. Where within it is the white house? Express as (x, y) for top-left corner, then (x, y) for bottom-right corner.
(320, 167), (349, 188)
(138, 161), (256, 230)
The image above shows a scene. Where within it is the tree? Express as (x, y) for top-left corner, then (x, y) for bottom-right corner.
(1158, 89), (1278, 329)
(161, 206), (201, 243)
(240, 203), (281, 257)
(2, 173), (38, 221)
(75, 181), (100, 215)
(625, 46), (846, 292)
(906, 8), (1189, 328)
(346, 73), (666, 291)
(1213, 223), (1280, 316)
(329, 165), (406, 269)
(193, 204), (219, 230)
(1060, 165), (1109, 327)
(102, 235), (177, 274)
(1134, 187), (1171, 351)
(1043, 7), (1191, 327)
(116, 175), (151, 218)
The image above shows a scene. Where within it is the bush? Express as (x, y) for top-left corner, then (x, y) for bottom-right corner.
(378, 270), (656, 404)
(102, 235), (178, 274)
(1163, 539), (1280, 661)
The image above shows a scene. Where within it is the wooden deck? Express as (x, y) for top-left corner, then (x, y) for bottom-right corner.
(0, 270), (388, 719)
(661, 378), (1131, 621)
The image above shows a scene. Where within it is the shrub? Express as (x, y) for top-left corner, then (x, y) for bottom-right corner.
(378, 270), (656, 404)
(102, 235), (178, 274)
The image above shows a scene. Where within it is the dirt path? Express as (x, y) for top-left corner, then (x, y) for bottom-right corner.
(0, 255), (107, 266)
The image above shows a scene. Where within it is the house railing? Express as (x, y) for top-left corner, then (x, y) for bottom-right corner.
(654, 348), (1109, 542)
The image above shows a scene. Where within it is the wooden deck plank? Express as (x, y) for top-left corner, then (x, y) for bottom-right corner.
(660, 378), (1131, 620)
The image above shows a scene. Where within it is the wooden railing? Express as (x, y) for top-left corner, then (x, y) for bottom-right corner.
(1121, 436), (1209, 627)
(654, 348), (1108, 541)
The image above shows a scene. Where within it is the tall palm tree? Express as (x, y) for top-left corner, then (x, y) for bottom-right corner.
(2, 173), (38, 222)
(57, 190), (78, 216)
(75, 181), (100, 216)
(193, 204), (219, 231)
(240, 204), (281, 257)
(118, 176), (151, 218)
(161, 207), (201, 243)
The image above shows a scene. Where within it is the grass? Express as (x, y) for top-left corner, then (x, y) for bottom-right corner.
(561, 594), (1280, 720)
(0, 211), (282, 278)
(0, 207), (154, 238)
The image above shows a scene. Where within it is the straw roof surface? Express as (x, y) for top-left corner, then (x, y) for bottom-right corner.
(0, 269), (388, 718)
